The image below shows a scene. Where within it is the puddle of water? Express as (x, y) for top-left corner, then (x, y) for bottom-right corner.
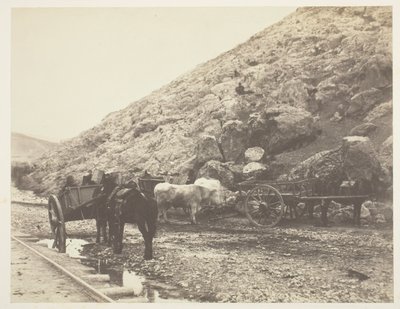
(81, 259), (189, 302)
(36, 238), (89, 259)
(65, 239), (89, 258)
(36, 238), (189, 302)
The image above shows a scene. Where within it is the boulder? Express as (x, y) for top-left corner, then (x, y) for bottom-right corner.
(276, 79), (312, 110)
(364, 100), (392, 122)
(349, 122), (378, 136)
(220, 120), (248, 163)
(248, 105), (319, 155)
(346, 88), (383, 116)
(379, 135), (392, 170)
(243, 162), (268, 179)
(133, 119), (158, 137)
(202, 119), (223, 138)
(220, 96), (241, 121)
(381, 207), (393, 222)
(358, 54), (392, 91)
(375, 214), (386, 224)
(197, 160), (235, 190)
(175, 155), (198, 184)
(331, 205), (353, 224)
(342, 136), (382, 185)
(195, 135), (223, 165)
(223, 162), (245, 184)
(244, 147), (265, 162)
(360, 204), (371, 219)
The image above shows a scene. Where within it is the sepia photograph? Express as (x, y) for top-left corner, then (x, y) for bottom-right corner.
(2, 0), (397, 305)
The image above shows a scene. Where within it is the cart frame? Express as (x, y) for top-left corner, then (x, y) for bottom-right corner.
(239, 178), (369, 228)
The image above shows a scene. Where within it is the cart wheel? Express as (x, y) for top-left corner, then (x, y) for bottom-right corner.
(48, 195), (66, 253)
(245, 185), (285, 227)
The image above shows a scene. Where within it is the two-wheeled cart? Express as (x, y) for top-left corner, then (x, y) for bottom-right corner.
(239, 178), (369, 228)
(48, 184), (105, 253)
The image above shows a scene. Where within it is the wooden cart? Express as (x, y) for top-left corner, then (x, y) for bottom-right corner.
(239, 178), (369, 228)
(48, 185), (105, 253)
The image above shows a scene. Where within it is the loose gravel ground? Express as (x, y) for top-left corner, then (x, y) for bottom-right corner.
(11, 195), (393, 303)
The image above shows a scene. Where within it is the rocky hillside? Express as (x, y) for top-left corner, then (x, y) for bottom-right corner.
(26, 7), (392, 195)
(12, 132), (57, 162)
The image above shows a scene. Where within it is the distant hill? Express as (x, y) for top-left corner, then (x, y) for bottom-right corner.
(11, 132), (57, 162)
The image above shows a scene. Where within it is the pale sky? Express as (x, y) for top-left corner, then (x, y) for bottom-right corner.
(11, 7), (296, 142)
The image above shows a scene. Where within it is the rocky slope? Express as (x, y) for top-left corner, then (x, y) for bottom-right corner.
(26, 7), (392, 195)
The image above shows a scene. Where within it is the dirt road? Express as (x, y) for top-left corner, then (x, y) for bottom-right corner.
(11, 202), (393, 303)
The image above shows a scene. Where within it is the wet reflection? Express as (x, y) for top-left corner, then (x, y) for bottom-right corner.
(36, 238), (88, 258)
(37, 238), (189, 302)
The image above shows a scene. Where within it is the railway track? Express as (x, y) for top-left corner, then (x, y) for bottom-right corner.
(11, 234), (153, 303)
(11, 200), (47, 207)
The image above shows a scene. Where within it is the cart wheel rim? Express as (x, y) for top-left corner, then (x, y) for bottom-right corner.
(48, 195), (66, 253)
(244, 185), (284, 227)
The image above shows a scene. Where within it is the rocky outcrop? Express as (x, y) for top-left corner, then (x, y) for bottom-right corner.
(364, 100), (392, 122)
(133, 119), (158, 138)
(346, 88), (385, 116)
(248, 105), (319, 155)
(195, 135), (223, 165)
(342, 136), (382, 185)
(197, 160), (235, 190)
(379, 135), (392, 171)
(349, 123), (378, 136)
(220, 120), (248, 162)
(243, 162), (268, 179)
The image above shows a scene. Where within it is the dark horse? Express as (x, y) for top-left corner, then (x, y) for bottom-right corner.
(94, 173), (118, 244)
(108, 186), (158, 260)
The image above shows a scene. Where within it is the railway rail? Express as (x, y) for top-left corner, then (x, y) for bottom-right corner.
(11, 235), (157, 303)
(12, 234), (114, 302)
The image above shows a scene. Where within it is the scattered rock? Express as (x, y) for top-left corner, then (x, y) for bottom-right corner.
(358, 54), (392, 91)
(360, 205), (371, 219)
(248, 105), (319, 155)
(379, 135), (392, 171)
(349, 123), (378, 136)
(195, 135), (224, 165)
(243, 162), (268, 179)
(375, 214), (386, 224)
(364, 100), (392, 122)
(347, 269), (370, 281)
(381, 207), (393, 222)
(342, 136), (382, 185)
(347, 88), (384, 116)
(220, 120), (248, 163)
(244, 147), (265, 162)
(197, 160), (235, 190)
(133, 119), (158, 137)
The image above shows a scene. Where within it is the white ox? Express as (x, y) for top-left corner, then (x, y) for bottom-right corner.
(154, 178), (224, 224)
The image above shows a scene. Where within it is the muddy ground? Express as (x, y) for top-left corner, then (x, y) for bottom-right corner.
(11, 196), (393, 303)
